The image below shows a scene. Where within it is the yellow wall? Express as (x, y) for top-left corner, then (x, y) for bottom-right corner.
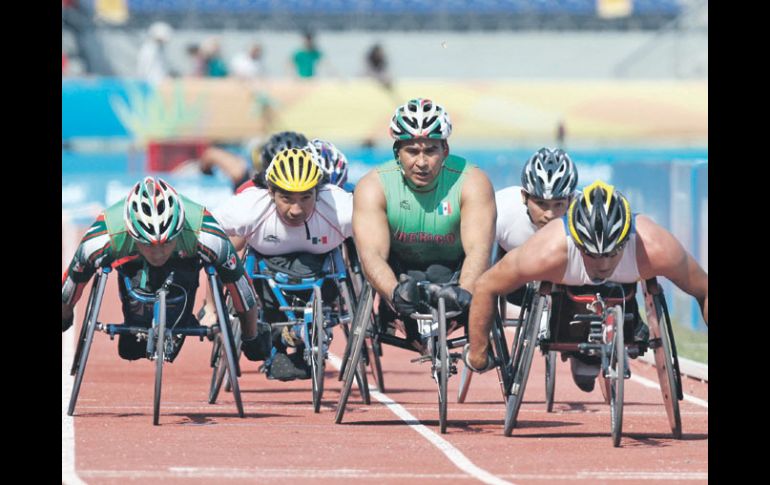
(152, 78), (707, 145)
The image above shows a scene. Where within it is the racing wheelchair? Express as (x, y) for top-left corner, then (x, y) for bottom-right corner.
(208, 245), (370, 413)
(335, 275), (467, 434)
(67, 263), (243, 425)
(502, 277), (683, 447)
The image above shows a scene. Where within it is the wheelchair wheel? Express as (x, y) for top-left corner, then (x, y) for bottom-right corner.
(68, 271), (110, 416)
(70, 276), (99, 376)
(504, 292), (545, 436)
(545, 351), (557, 413)
(335, 283), (374, 424)
(153, 301), (167, 426)
(209, 311), (242, 402)
(355, 344), (371, 405)
(492, 310), (512, 402)
(311, 286), (326, 413)
(647, 288), (683, 439)
(437, 297), (449, 434)
(225, 314), (243, 392)
(209, 335), (224, 403)
(367, 332), (385, 393)
(609, 305), (625, 447)
(338, 322), (351, 381)
(206, 273), (244, 418)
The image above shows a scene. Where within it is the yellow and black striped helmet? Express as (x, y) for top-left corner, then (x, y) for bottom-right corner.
(567, 180), (632, 255)
(266, 148), (323, 192)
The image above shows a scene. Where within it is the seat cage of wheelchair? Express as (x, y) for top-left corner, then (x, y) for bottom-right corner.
(535, 281), (638, 356)
(91, 264), (212, 342)
(243, 247), (352, 328)
(376, 281), (467, 354)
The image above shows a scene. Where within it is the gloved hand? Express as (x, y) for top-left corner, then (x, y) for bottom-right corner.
(62, 316), (74, 333)
(434, 285), (472, 313)
(241, 321), (273, 362)
(391, 272), (425, 317)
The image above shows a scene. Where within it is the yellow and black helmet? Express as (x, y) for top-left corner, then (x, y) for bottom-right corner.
(567, 180), (632, 256)
(266, 147), (323, 192)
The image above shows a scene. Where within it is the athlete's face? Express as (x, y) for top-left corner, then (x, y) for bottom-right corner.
(580, 247), (625, 281)
(136, 239), (178, 267)
(397, 138), (448, 187)
(522, 190), (570, 229)
(270, 188), (316, 226)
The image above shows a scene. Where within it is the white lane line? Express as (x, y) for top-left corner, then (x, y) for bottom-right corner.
(62, 214), (87, 485)
(630, 374), (708, 408)
(328, 353), (513, 485)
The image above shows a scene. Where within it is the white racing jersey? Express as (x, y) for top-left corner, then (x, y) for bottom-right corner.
(213, 184), (353, 256)
(561, 216), (641, 286)
(495, 186), (537, 252)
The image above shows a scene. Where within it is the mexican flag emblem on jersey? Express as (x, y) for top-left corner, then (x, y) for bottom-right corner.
(437, 200), (452, 216)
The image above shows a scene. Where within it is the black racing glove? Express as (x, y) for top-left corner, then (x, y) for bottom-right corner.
(391, 272), (425, 317)
(434, 285), (472, 313)
(62, 315), (74, 333)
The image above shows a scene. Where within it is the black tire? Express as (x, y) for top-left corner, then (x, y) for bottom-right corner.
(223, 317), (242, 394)
(208, 335), (226, 404)
(355, 346), (371, 405)
(335, 283), (373, 424)
(492, 310), (512, 402)
(652, 292), (683, 439)
(153, 300), (167, 426)
(438, 298), (449, 434)
(338, 322), (351, 381)
(504, 293), (544, 436)
(545, 351), (557, 413)
(67, 280), (105, 416)
(70, 278), (98, 376)
(311, 286), (326, 413)
(369, 333), (385, 393)
(610, 305), (625, 447)
(219, 315), (244, 418)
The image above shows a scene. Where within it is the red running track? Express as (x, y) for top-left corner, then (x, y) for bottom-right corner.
(62, 225), (707, 484)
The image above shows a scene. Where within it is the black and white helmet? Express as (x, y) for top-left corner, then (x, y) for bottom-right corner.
(254, 131), (309, 171)
(521, 148), (578, 199)
(567, 180), (632, 256)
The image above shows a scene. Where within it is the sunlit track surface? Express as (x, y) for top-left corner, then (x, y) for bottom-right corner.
(63, 222), (707, 485)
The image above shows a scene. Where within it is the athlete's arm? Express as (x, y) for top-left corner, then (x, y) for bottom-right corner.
(467, 221), (568, 369)
(353, 170), (399, 304)
(197, 210), (260, 338)
(457, 167), (496, 293)
(635, 215), (708, 325)
(62, 214), (113, 327)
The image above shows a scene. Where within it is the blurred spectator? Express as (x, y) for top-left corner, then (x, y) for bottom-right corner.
(62, 0), (113, 75)
(186, 43), (205, 77)
(231, 43), (266, 80)
(202, 37), (229, 78)
(137, 21), (174, 85)
(365, 43), (393, 91)
(291, 31), (323, 79)
(556, 119), (566, 148)
(62, 51), (69, 75)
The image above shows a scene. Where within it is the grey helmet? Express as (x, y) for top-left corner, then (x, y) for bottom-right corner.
(521, 148), (578, 199)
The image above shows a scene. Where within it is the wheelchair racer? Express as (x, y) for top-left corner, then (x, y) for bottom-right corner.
(62, 177), (263, 362)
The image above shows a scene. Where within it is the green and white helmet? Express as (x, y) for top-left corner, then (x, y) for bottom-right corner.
(389, 98), (452, 141)
(124, 177), (185, 245)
